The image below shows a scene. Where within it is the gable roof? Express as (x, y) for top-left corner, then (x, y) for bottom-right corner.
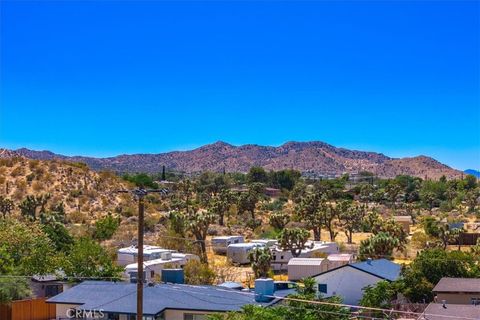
(349, 259), (401, 281)
(433, 277), (480, 293)
(313, 259), (401, 281)
(423, 303), (480, 320)
(48, 281), (275, 316)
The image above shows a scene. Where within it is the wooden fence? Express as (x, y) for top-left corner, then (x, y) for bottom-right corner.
(0, 298), (56, 320)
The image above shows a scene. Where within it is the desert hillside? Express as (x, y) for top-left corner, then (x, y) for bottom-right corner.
(6, 141), (463, 179)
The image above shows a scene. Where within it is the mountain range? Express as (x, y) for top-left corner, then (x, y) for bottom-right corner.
(0, 141), (464, 179)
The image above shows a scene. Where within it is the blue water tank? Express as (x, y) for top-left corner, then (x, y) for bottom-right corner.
(254, 278), (274, 302)
(161, 269), (184, 284)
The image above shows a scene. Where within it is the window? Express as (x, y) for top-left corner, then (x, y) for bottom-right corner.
(318, 284), (327, 294)
(471, 298), (480, 306)
(280, 256), (284, 260)
(151, 270), (155, 278)
(184, 313), (206, 320)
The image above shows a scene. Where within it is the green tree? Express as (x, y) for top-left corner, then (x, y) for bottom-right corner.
(400, 249), (480, 302)
(93, 213), (120, 241)
(62, 237), (122, 279)
(247, 167), (269, 184)
(278, 228), (309, 257)
(122, 173), (158, 189)
(360, 280), (398, 317)
(248, 247), (272, 278)
(0, 278), (32, 303)
(237, 183), (264, 220)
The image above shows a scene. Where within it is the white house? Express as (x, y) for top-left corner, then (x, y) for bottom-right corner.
(313, 258), (401, 305)
(271, 241), (339, 271)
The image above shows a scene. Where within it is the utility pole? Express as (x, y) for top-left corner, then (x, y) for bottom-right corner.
(117, 188), (168, 320)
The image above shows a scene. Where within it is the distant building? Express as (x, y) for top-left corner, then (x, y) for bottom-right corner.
(271, 241), (339, 271)
(117, 245), (175, 266)
(287, 258), (328, 281)
(393, 215), (413, 234)
(326, 253), (355, 270)
(124, 251), (199, 283)
(422, 303), (480, 320)
(433, 277), (480, 305)
(313, 259), (401, 305)
(29, 275), (67, 298)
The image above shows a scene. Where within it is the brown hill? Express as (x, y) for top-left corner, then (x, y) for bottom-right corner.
(9, 141), (462, 179)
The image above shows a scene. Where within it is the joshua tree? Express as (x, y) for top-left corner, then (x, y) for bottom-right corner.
(296, 193), (323, 241)
(338, 201), (365, 244)
(248, 247), (272, 278)
(185, 209), (215, 262)
(19, 194), (51, 221)
(269, 211), (290, 230)
(359, 232), (400, 260)
(278, 228), (310, 257)
(0, 196), (14, 219)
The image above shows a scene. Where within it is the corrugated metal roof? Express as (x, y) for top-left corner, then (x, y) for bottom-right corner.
(287, 258), (325, 266)
(327, 254), (353, 261)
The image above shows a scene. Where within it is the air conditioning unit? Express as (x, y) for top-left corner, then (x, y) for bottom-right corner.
(161, 252), (172, 260)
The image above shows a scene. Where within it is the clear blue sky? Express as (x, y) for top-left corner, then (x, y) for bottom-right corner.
(1, 1), (479, 170)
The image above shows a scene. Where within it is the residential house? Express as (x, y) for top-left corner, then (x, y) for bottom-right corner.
(433, 277), (480, 305)
(313, 258), (401, 305)
(271, 241), (339, 271)
(422, 303), (480, 320)
(47, 279), (290, 320)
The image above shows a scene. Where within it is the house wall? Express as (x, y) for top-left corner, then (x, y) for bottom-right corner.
(314, 266), (383, 305)
(436, 293), (480, 305)
(164, 309), (212, 320)
(55, 303), (81, 319)
(288, 261), (328, 281)
(272, 244), (339, 271)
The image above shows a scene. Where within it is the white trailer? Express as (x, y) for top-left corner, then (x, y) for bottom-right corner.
(212, 236), (244, 255)
(227, 243), (265, 265)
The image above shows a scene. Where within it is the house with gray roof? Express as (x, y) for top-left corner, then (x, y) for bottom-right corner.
(47, 279), (288, 320)
(312, 258), (401, 305)
(433, 277), (480, 305)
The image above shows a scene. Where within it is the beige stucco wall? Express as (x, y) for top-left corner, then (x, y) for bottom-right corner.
(164, 309), (212, 320)
(55, 304), (81, 319)
(436, 293), (480, 305)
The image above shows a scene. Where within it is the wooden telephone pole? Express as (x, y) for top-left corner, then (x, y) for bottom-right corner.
(117, 188), (168, 320)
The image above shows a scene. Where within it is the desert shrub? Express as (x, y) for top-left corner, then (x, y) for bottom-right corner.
(184, 260), (216, 285)
(32, 181), (44, 192)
